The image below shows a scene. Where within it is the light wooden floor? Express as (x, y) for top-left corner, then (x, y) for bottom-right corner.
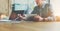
(0, 21), (60, 31)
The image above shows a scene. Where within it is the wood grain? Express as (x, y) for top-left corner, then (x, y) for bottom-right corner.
(0, 22), (59, 31)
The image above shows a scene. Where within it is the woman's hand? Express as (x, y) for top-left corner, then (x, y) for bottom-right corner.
(18, 14), (25, 20)
(33, 15), (43, 22)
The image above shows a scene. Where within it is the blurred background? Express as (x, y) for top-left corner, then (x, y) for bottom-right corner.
(0, 0), (60, 21)
(11, 0), (49, 14)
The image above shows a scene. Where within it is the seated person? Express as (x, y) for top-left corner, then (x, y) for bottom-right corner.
(18, 0), (55, 22)
(31, 0), (55, 22)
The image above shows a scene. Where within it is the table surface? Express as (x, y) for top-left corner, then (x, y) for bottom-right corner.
(0, 21), (60, 31)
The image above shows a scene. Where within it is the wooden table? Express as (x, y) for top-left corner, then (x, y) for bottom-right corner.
(0, 21), (60, 31)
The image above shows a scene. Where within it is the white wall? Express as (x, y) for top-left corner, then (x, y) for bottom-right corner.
(50, 0), (60, 16)
(0, 0), (8, 14)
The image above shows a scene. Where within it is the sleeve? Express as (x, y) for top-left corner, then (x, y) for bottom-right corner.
(47, 4), (55, 21)
(31, 6), (37, 14)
